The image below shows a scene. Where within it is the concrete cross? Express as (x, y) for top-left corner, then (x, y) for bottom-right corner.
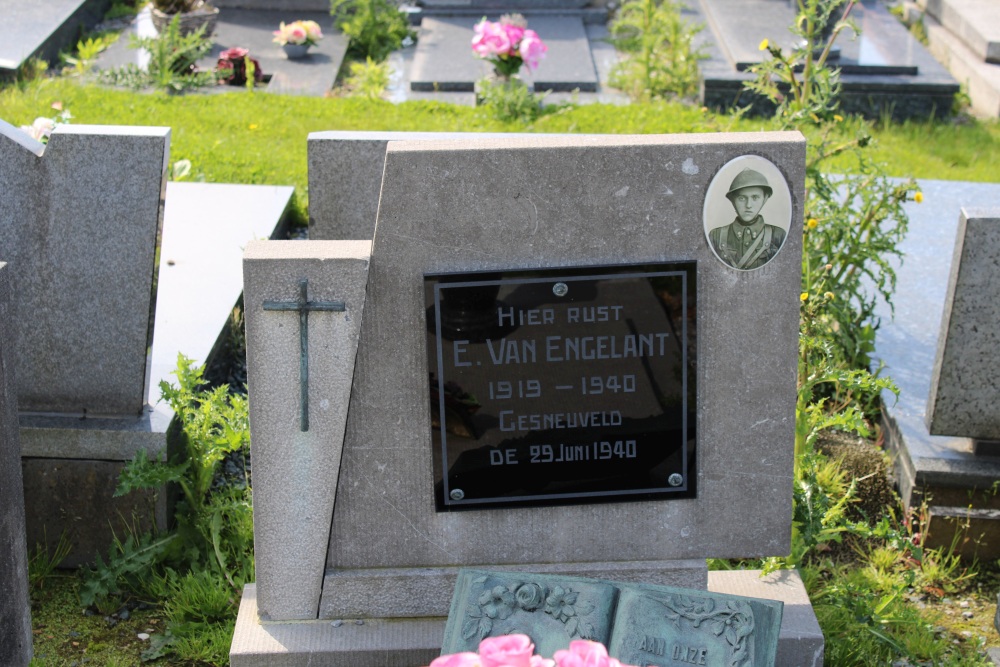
(262, 278), (345, 431)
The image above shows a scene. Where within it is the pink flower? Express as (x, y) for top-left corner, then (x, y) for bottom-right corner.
(220, 46), (249, 59)
(501, 22), (525, 48)
(518, 29), (547, 71)
(553, 641), (632, 667)
(479, 634), (536, 667)
(430, 652), (483, 667)
(531, 657), (556, 667)
(472, 19), (513, 58)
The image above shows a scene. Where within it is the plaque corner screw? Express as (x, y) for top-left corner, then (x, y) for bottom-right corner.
(553, 282), (569, 297)
(450, 488), (465, 501)
(668, 473), (684, 487)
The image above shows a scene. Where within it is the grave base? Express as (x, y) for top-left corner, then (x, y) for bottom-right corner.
(231, 570), (823, 667)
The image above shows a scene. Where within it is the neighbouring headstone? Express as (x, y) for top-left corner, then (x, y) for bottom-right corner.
(0, 119), (170, 565)
(694, 0), (959, 120)
(232, 132), (816, 666)
(442, 569), (784, 665)
(0, 261), (32, 667)
(927, 208), (1000, 453)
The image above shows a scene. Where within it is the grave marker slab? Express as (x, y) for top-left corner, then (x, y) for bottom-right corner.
(927, 208), (1000, 442)
(0, 262), (32, 667)
(234, 132), (809, 665)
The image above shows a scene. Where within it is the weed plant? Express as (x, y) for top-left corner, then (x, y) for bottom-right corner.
(344, 56), (391, 99)
(79, 355), (252, 664)
(607, 0), (705, 100)
(99, 15), (215, 92)
(331, 0), (415, 62)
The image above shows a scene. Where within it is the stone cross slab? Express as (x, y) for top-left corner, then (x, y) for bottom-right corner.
(262, 278), (345, 431)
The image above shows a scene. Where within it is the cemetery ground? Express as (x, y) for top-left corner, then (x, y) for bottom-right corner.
(3, 25), (1000, 667)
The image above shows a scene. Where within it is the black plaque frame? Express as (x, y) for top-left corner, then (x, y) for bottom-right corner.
(425, 262), (697, 511)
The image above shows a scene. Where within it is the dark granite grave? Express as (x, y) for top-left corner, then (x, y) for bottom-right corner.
(0, 263), (32, 667)
(409, 14), (600, 93)
(693, 0), (960, 120)
(0, 0), (109, 79)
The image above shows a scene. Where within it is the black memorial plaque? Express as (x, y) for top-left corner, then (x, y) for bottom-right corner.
(425, 263), (696, 511)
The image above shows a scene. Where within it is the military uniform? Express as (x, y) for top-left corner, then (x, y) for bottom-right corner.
(708, 215), (786, 270)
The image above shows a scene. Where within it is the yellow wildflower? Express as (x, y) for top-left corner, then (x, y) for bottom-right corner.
(833, 114), (843, 122)
(800, 292), (809, 302)
(759, 38), (769, 51)
(824, 291), (834, 300)
(249, 123), (259, 130)
(807, 218), (818, 229)
(915, 191), (924, 203)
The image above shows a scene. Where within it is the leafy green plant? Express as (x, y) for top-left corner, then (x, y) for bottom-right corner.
(61, 34), (118, 76)
(99, 15), (215, 91)
(331, 0), (414, 61)
(344, 56), (390, 99)
(80, 354), (252, 661)
(476, 78), (545, 123)
(608, 0), (705, 100)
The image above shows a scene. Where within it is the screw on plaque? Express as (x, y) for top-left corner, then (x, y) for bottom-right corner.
(668, 473), (684, 487)
(553, 282), (569, 297)
(450, 489), (465, 501)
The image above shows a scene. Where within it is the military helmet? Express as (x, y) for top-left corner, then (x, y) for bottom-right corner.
(726, 168), (772, 199)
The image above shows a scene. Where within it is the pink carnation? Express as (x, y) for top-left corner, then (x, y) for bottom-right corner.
(552, 640), (632, 667)
(518, 29), (547, 71)
(479, 635), (536, 667)
(472, 19), (513, 58)
(430, 652), (483, 667)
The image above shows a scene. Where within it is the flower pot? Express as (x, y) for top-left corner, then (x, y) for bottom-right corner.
(282, 43), (311, 59)
(151, 6), (220, 37)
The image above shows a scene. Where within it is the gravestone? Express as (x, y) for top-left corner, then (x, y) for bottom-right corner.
(0, 119), (170, 566)
(927, 208), (1000, 451)
(694, 0), (959, 120)
(442, 569), (784, 665)
(873, 187), (1000, 560)
(232, 133), (822, 666)
(0, 262), (32, 667)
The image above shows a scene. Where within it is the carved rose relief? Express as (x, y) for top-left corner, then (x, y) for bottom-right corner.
(463, 577), (598, 642)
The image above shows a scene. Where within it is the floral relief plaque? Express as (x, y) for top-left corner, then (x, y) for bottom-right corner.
(441, 570), (784, 666)
(424, 263), (697, 511)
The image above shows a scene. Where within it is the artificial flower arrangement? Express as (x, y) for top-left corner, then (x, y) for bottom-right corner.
(428, 634), (638, 667)
(272, 20), (324, 47)
(216, 47), (264, 86)
(20, 103), (72, 144)
(471, 14), (547, 78)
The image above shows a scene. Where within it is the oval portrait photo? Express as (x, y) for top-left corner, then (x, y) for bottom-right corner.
(703, 155), (792, 271)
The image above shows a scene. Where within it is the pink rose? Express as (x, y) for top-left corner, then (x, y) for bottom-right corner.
(502, 22), (525, 48)
(553, 641), (632, 667)
(472, 19), (513, 58)
(289, 25), (307, 43)
(221, 46), (249, 59)
(479, 634), (536, 667)
(531, 656), (556, 667)
(430, 652), (483, 667)
(518, 30), (547, 71)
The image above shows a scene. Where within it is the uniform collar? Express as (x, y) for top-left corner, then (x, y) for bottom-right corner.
(733, 215), (765, 238)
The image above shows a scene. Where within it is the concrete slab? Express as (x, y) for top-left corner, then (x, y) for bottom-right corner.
(409, 15), (598, 92)
(97, 7), (348, 97)
(0, 0), (108, 76)
(924, 11), (1000, 117)
(920, 0), (1000, 63)
(872, 179), (1000, 559)
(696, 0), (960, 120)
(708, 569), (823, 667)
(232, 570), (822, 666)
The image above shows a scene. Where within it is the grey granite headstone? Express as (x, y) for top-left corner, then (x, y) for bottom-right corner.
(0, 120), (169, 416)
(927, 208), (1000, 442)
(0, 262), (32, 667)
(442, 569), (783, 665)
(920, 0), (1000, 64)
(232, 133), (810, 666)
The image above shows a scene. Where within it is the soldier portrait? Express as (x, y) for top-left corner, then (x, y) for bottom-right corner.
(703, 155), (792, 271)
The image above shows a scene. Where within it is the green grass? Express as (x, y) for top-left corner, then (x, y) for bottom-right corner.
(3, 79), (997, 229)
